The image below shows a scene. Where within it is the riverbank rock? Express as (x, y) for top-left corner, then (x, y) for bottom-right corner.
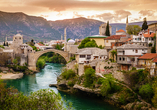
(0, 73), (23, 79)
(49, 84), (58, 88)
(123, 101), (155, 110)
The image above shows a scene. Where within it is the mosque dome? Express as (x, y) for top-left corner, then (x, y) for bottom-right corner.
(68, 39), (75, 43)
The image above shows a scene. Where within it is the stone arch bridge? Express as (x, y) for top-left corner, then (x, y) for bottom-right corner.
(28, 49), (70, 71)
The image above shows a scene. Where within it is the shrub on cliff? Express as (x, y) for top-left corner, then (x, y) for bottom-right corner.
(61, 69), (76, 80)
(139, 83), (153, 102)
(36, 59), (45, 69)
(83, 68), (96, 87)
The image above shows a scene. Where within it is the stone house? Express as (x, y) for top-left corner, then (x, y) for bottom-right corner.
(138, 53), (157, 76)
(75, 47), (108, 64)
(117, 44), (148, 71)
(132, 29), (155, 47)
(104, 35), (128, 51)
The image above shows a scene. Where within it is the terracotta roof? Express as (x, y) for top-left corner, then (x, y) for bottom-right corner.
(116, 29), (125, 32)
(143, 33), (155, 38)
(153, 58), (157, 62)
(138, 53), (157, 60)
(104, 35), (126, 40)
(37, 43), (45, 46)
(123, 38), (132, 42)
(118, 55), (141, 57)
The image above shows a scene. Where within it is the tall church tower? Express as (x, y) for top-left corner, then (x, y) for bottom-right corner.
(64, 28), (67, 51)
(126, 15), (128, 33)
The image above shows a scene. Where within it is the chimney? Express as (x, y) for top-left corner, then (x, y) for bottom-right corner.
(148, 29), (149, 34)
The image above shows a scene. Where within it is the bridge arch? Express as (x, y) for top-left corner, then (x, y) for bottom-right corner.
(28, 49), (70, 71)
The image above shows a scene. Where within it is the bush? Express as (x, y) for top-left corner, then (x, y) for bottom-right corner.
(36, 59), (45, 69)
(100, 79), (111, 96)
(0, 80), (65, 110)
(67, 81), (75, 87)
(61, 69), (76, 80)
(83, 68), (96, 87)
(139, 84), (153, 101)
(84, 65), (92, 72)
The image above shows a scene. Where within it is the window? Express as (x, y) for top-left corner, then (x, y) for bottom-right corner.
(87, 55), (91, 59)
(133, 49), (134, 52)
(143, 38), (144, 41)
(119, 57), (121, 61)
(152, 38), (154, 40)
(123, 58), (125, 61)
(80, 55), (85, 58)
(19, 37), (21, 39)
(135, 49), (138, 53)
(149, 38), (150, 40)
(135, 38), (137, 40)
(106, 40), (108, 43)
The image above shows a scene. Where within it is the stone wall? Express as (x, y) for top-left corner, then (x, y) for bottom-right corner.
(95, 60), (118, 74)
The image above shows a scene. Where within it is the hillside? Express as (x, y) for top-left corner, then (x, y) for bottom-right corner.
(0, 11), (61, 42)
(49, 17), (104, 39)
(0, 11), (157, 42)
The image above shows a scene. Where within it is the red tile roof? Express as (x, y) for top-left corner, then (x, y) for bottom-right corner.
(153, 58), (157, 62)
(118, 55), (141, 57)
(138, 53), (157, 60)
(143, 33), (155, 38)
(37, 43), (45, 46)
(104, 35), (126, 40)
(123, 38), (132, 42)
(116, 29), (125, 32)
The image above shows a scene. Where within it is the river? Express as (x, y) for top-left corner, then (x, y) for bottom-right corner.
(4, 63), (120, 110)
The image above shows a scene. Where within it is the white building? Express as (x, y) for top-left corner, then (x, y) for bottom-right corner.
(132, 29), (155, 46)
(117, 44), (148, 70)
(35, 43), (53, 50)
(76, 48), (108, 64)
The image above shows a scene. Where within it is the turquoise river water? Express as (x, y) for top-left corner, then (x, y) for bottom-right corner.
(4, 63), (121, 110)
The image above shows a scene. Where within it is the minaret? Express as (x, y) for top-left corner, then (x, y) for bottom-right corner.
(61, 35), (63, 41)
(64, 28), (67, 51)
(126, 15), (128, 33)
(5, 36), (7, 42)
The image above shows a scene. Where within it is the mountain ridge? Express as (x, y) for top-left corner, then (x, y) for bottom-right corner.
(0, 11), (156, 42)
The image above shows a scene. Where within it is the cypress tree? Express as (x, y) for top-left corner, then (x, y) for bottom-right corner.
(142, 18), (148, 30)
(3, 41), (5, 46)
(105, 21), (110, 36)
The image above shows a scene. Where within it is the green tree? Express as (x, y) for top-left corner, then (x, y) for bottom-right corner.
(127, 25), (141, 35)
(13, 59), (18, 65)
(83, 68), (96, 87)
(0, 80), (66, 110)
(67, 38), (71, 42)
(39, 42), (44, 45)
(142, 17), (148, 30)
(111, 50), (117, 62)
(78, 38), (90, 49)
(139, 83), (153, 101)
(36, 59), (45, 69)
(105, 21), (110, 36)
(3, 41), (5, 46)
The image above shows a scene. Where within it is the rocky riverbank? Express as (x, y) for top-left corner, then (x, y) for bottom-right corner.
(0, 72), (23, 79)
(50, 73), (156, 110)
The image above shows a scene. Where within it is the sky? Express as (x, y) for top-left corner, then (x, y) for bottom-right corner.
(0, 0), (157, 23)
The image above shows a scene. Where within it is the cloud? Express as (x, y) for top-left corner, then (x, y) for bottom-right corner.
(27, 0), (128, 12)
(139, 10), (155, 16)
(93, 10), (131, 22)
(73, 11), (84, 18)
